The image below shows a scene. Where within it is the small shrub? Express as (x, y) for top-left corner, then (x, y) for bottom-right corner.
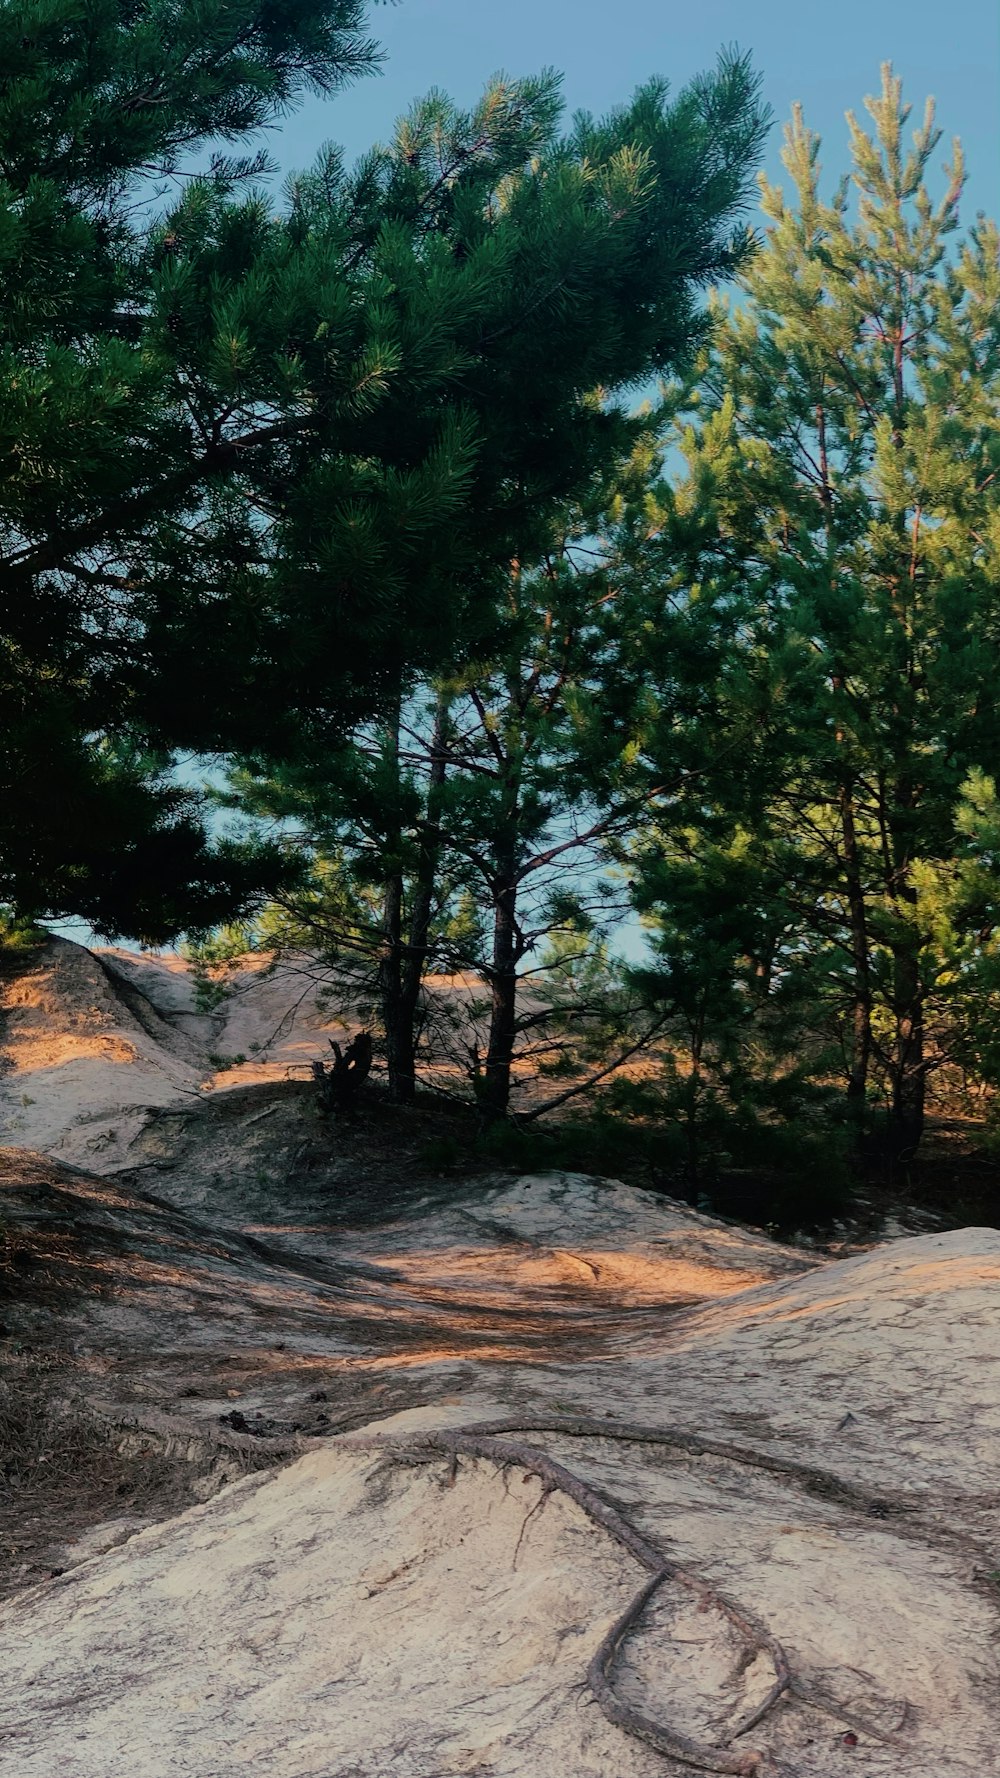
(182, 924), (253, 1013)
(0, 908), (46, 957)
(191, 974), (230, 1014)
(416, 1136), (464, 1173)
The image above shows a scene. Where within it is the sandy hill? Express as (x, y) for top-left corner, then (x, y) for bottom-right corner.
(0, 936), (354, 1171)
(0, 937), (603, 1174)
(1, 940), (999, 1776)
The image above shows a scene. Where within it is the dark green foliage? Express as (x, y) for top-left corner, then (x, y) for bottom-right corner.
(1, 19), (769, 944)
(469, 1100), (849, 1232)
(0, 0), (385, 937)
(229, 61), (770, 1100)
(631, 66), (1000, 1164)
(600, 1062), (852, 1227)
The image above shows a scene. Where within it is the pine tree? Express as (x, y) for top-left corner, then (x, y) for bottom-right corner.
(0, 0), (385, 938)
(638, 67), (1000, 1159)
(228, 56), (771, 1101)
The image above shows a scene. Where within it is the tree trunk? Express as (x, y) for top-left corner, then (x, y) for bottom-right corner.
(683, 1011), (706, 1188)
(378, 870), (411, 1101)
(312, 1032), (373, 1117)
(882, 763), (925, 1159)
(823, 395), (874, 1136)
(839, 781), (872, 1132)
(884, 315), (924, 1161)
(393, 694), (449, 1105)
(480, 667), (522, 1121)
(375, 698), (411, 1103)
(889, 934), (925, 1160)
(482, 861), (519, 1121)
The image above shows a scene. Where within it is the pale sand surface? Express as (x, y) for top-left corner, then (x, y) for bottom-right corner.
(0, 939), (997, 1775)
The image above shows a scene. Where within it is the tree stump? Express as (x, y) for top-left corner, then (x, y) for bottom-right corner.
(311, 1031), (373, 1118)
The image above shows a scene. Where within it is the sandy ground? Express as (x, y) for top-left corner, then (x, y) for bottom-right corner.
(0, 939), (595, 1172)
(1, 940), (999, 1776)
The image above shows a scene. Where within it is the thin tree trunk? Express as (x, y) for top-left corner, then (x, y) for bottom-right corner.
(482, 855), (519, 1120)
(393, 692), (450, 1105)
(884, 767), (925, 1159)
(822, 391), (873, 1137)
(889, 913), (925, 1159)
(378, 870), (409, 1100)
(885, 311), (925, 1157)
(839, 781), (872, 1130)
(479, 650), (522, 1121)
(376, 701), (410, 1103)
(684, 1012), (706, 1187)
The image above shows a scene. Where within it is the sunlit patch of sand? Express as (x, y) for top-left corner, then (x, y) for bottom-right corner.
(364, 1245), (775, 1304)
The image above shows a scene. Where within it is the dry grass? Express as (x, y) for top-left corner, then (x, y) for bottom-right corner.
(0, 1348), (281, 1600)
(0, 1348), (119, 1493)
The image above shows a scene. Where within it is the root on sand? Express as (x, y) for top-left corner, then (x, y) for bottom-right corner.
(349, 1426), (796, 1777)
(86, 1407), (973, 1773)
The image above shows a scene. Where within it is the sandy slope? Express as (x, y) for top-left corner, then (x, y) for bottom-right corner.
(0, 939), (597, 1170)
(1, 941), (999, 1776)
(0, 939), (334, 1171)
(2, 1209), (999, 1775)
(0, 940), (207, 1167)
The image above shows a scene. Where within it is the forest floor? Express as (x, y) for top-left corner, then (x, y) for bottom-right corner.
(1, 939), (999, 1777)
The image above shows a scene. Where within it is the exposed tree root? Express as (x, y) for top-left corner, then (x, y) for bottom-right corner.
(786, 1678), (907, 1746)
(511, 1478), (556, 1570)
(459, 1414), (912, 1521)
(109, 1407), (990, 1770)
(348, 1426), (795, 1776)
(590, 1570), (778, 1776)
(456, 1415), (997, 1577)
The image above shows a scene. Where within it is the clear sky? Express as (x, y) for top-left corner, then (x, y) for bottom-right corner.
(273, 0), (999, 227)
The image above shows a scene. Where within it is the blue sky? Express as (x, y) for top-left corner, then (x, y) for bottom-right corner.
(275, 0), (999, 226)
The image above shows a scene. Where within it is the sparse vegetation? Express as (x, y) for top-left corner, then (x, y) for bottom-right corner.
(0, 1351), (229, 1598)
(0, 908), (46, 958)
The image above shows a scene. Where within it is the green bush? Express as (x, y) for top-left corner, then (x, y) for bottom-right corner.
(0, 906), (46, 957)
